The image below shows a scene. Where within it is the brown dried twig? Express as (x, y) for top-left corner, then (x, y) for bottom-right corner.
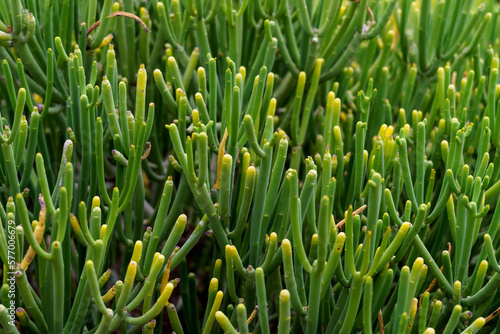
(247, 306), (259, 325)
(141, 142), (152, 160)
(87, 11), (151, 37)
(378, 310), (385, 334)
(336, 205), (368, 229)
(485, 306), (500, 324)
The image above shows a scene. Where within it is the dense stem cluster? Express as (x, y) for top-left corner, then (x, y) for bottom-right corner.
(0, 0), (500, 333)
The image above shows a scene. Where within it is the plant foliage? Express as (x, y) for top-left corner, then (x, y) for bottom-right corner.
(1, 0), (500, 333)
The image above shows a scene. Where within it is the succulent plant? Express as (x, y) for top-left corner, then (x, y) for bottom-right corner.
(1, 0), (500, 333)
